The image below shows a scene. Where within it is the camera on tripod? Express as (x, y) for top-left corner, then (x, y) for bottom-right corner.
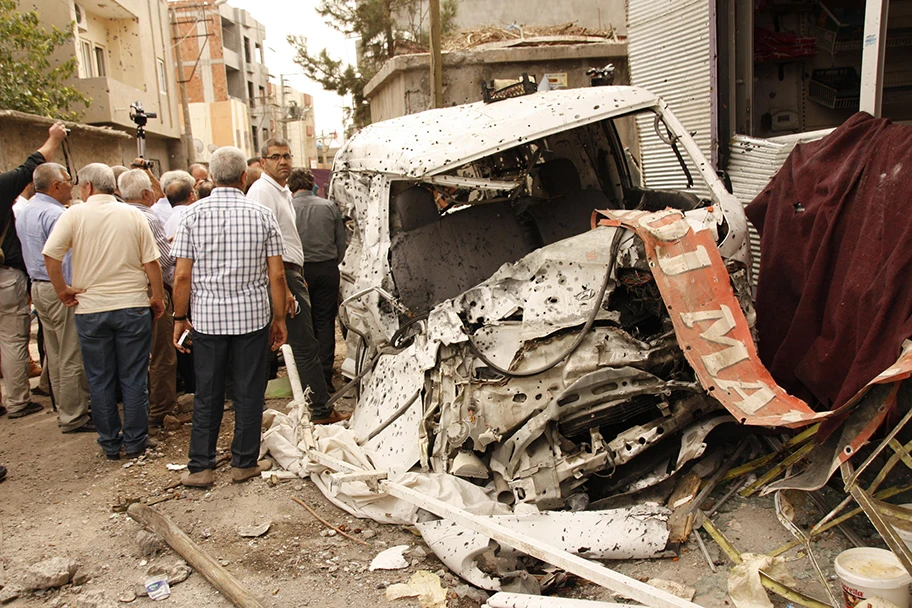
(129, 101), (157, 169)
(129, 101), (157, 126)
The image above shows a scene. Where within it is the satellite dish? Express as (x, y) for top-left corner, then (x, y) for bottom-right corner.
(207, 144), (218, 153)
(193, 138), (204, 153)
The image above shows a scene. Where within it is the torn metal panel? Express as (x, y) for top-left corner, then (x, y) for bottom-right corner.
(677, 415), (738, 469)
(385, 482), (702, 608)
(418, 507), (670, 590)
(599, 209), (825, 428)
(452, 228), (625, 344)
(350, 345), (427, 475)
(485, 594), (640, 608)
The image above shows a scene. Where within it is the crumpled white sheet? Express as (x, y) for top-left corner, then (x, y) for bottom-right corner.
(260, 405), (511, 525)
(728, 553), (797, 608)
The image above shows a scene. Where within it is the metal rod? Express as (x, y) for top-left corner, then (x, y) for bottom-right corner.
(771, 483), (912, 557)
(694, 528), (717, 573)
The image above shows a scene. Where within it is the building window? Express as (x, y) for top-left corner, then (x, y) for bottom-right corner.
(94, 45), (106, 78)
(247, 81), (255, 106)
(258, 86), (265, 106)
(251, 126), (258, 151)
(243, 36), (251, 63)
(157, 59), (168, 94)
(80, 40), (93, 78)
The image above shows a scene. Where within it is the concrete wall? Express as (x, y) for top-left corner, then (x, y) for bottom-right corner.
(365, 42), (628, 122)
(453, 0), (626, 36)
(0, 112), (132, 175)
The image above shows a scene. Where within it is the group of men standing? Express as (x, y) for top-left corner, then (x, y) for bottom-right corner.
(0, 124), (349, 487)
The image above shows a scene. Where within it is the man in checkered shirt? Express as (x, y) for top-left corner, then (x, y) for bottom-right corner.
(170, 146), (288, 488)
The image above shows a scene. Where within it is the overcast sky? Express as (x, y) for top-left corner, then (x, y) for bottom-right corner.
(227, 0), (357, 144)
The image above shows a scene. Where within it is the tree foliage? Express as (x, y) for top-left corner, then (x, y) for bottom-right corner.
(289, 0), (457, 135)
(0, 0), (89, 119)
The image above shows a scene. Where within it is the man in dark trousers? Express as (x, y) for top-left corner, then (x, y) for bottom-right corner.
(0, 120), (69, 483)
(246, 138), (347, 424)
(287, 168), (348, 389)
(171, 146), (288, 488)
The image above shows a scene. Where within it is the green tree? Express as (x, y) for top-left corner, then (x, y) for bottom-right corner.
(289, 0), (457, 135)
(0, 0), (89, 119)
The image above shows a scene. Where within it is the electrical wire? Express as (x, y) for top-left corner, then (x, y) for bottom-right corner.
(464, 225), (625, 378)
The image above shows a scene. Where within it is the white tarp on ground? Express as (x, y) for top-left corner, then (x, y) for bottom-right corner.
(261, 405), (511, 525)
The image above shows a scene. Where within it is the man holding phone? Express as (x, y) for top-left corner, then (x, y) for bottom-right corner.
(170, 146), (287, 488)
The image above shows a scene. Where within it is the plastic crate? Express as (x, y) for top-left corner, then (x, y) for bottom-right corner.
(812, 2), (864, 53)
(808, 68), (912, 109)
(808, 67), (860, 109)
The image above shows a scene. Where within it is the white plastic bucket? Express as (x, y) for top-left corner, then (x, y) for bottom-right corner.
(834, 547), (912, 608)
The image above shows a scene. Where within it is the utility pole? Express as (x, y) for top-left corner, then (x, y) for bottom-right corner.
(429, 0), (443, 109)
(170, 5), (195, 164)
(280, 73), (288, 139)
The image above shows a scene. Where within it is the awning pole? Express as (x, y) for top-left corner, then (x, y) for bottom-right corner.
(860, 0), (889, 117)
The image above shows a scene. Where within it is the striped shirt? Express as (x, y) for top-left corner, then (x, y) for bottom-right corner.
(171, 187), (284, 335)
(126, 202), (174, 287)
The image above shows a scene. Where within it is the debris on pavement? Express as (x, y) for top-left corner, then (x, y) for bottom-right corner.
(385, 570), (448, 608)
(238, 522), (271, 538)
(370, 545), (410, 571)
(136, 530), (164, 557)
(144, 574), (170, 600)
(645, 579), (696, 602)
(23, 557), (80, 590)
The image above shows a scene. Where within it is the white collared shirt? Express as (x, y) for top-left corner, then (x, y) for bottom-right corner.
(245, 173), (305, 267)
(151, 197), (174, 227)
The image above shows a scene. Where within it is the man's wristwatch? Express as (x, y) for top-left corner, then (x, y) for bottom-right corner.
(173, 313), (188, 321)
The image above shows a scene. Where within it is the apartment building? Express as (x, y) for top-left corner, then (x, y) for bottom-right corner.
(33, 0), (183, 169)
(278, 85), (318, 170)
(169, 0), (276, 161)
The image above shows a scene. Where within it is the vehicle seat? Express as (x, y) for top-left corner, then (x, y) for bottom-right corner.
(526, 188), (613, 245)
(390, 200), (533, 315)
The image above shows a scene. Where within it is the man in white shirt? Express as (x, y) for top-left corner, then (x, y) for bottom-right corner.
(43, 163), (165, 461)
(246, 138), (345, 424)
(162, 171), (197, 240)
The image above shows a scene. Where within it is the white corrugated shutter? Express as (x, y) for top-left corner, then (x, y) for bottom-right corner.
(727, 136), (795, 286)
(627, 0), (714, 198)
(727, 130), (829, 287)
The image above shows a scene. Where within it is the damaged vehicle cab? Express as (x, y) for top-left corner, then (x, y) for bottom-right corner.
(330, 86), (752, 512)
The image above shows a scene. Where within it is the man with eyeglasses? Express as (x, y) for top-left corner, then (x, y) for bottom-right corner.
(246, 139), (346, 424)
(0, 121), (68, 432)
(16, 163), (93, 434)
